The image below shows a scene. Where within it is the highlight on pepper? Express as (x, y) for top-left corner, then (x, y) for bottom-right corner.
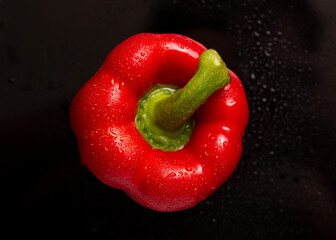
(70, 33), (249, 212)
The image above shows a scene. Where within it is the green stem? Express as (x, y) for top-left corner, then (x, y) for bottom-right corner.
(155, 49), (231, 130)
(135, 49), (231, 151)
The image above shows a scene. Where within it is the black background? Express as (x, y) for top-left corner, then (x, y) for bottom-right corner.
(1, 0), (336, 239)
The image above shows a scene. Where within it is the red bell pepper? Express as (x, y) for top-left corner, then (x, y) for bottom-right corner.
(70, 33), (249, 212)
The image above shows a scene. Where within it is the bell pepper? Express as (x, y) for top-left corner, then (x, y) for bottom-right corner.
(70, 33), (249, 212)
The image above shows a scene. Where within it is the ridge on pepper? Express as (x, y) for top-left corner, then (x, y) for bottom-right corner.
(70, 33), (249, 212)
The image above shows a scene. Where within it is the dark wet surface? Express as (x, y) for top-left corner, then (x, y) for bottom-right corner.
(1, 0), (336, 239)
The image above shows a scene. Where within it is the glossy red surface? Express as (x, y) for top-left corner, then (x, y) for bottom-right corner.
(70, 33), (249, 211)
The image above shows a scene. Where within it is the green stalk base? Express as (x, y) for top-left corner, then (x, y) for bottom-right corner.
(135, 84), (195, 152)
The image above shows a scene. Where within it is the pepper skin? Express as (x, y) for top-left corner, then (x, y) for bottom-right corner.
(70, 33), (249, 212)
